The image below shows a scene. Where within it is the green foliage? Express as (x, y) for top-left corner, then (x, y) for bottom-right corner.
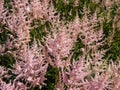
(0, 29), (8, 44)
(103, 20), (113, 38)
(52, 0), (77, 21)
(102, 3), (120, 60)
(72, 37), (85, 60)
(4, 0), (12, 10)
(105, 30), (120, 60)
(30, 21), (48, 43)
(0, 24), (12, 44)
(41, 66), (59, 90)
(0, 53), (15, 68)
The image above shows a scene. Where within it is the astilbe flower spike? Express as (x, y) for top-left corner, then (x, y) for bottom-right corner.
(45, 20), (80, 68)
(0, 66), (16, 90)
(56, 9), (109, 90)
(12, 41), (48, 89)
(0, 0), (49, 89)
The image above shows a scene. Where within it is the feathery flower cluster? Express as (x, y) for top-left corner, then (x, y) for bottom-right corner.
(12, 41), (48, 89)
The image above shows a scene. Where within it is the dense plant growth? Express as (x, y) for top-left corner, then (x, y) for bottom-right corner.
(0, 0), (120, 90)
